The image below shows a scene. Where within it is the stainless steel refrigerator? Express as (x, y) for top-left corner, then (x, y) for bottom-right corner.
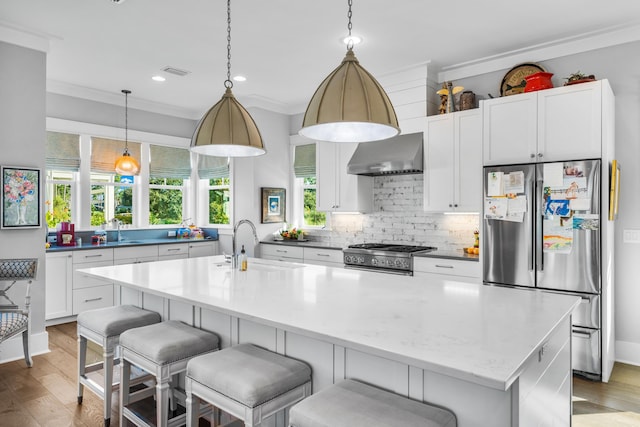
(483, 159), (602, 380)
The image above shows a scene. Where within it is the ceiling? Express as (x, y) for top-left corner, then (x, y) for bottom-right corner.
(2, 0), (640, 120)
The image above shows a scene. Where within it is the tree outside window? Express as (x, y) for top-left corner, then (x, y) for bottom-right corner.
(208, 177), (230, 225)
(90, 174), (133, 225)
(45, 170), (73, 228)
(149, 178), (184, 225)
(303, 177), (325, 226)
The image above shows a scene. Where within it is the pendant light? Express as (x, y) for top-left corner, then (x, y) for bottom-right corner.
(114, 89), (141, 175)
(299, 0), (399, 143)
(191, 0), (265, 157)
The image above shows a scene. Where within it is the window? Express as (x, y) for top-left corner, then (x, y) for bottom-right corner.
(90, 137), (141, 225)
(45, 131), (80, 229)
(149, 145), (191, 225)
(198, 155), (231, 226)
(293, 143), (325, 227)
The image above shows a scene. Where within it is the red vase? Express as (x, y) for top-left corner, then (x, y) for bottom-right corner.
(524, 72), (554, 92)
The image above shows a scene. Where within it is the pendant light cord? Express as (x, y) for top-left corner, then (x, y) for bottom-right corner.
(225, 0), (233, 89)
(122, 89), (131, 153)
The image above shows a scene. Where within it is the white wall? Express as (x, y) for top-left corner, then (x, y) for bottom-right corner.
(0, 41), (48, 362)
(451, 41), (640, 365)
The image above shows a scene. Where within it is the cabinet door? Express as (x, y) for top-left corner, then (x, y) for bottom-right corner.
(188, 241), (217, 258)
(482, 93), (537, 165)
(316, 142), (338, 211)
(336, 143), (373, 212)
(538, 81), (602, 162)
(424, 115), (455, 212)
(45, 252), (73, 320)
(456, 110), (482, 211)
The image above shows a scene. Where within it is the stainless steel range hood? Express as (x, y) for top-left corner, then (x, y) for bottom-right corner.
(347, 132), (423, 176)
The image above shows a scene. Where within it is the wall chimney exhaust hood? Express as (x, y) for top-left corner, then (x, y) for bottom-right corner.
(347, 132), (423, 176)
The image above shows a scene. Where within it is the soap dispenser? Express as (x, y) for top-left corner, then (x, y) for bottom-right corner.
(240, 245), (248, 271)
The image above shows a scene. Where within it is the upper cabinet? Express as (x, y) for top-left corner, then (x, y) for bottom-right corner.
(483, 80), (606, 165)
(424, 110), (482, 212)
(316, 142), (373, 213)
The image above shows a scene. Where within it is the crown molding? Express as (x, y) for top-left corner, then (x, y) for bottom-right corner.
(0, 20), (54, 53)
(438, 22), (640, 82)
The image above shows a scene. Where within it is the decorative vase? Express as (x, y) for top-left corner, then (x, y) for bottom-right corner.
(17, 203), (27, 225)
(523, 72), (554, 92)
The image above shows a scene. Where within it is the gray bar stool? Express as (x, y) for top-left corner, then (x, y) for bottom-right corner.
(288, 378), (457, 427)
(77, 304), (161, 427)
(119, 319), (220, 427)
(185, 343), (312, 427)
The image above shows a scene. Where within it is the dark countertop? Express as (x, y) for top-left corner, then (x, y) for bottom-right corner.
(415, 249), (479, 262)
(46, 237), (218, 252)
(260, 240), (343, 251)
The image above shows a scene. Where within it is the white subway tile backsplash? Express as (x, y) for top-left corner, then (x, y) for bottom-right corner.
(308, 175), (479, 251)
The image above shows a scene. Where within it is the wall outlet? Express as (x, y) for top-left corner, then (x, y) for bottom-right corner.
(623, 229), (640, 243)
(167, 230), (176, 237)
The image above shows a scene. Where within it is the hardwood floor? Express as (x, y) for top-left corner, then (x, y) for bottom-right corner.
(1, 322), (639, 426)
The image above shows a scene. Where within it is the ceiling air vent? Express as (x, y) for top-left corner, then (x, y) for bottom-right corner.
(161, 66), (191, 77)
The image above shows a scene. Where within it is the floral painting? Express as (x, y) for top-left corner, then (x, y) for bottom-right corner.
(2, 166), (41, 229)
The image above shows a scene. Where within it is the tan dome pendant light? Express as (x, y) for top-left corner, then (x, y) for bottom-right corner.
(191, 0), (265, 157)
(299, 0), (400, 143)
(114, 89), (141, 175)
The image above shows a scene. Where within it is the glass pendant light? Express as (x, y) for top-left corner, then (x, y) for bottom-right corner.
(114, 89), (141, 175)
(299, 0), (400, 143)
(191, 0), (265, 157)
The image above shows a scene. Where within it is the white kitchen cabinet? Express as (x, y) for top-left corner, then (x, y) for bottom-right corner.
(72, 248), (114, 315)
(483, 80), (607, 165)
(260, 244), (303, 262)
(158, 243), (189, 260)
(413, 256), (481, 280)
(424, 110), (481, 212)
(113, 245), (159, 265)
(45, 252), (73, 320)
(188, 241), (219, 258)
(316, 142), (373, 213)
(303, 247), (343, 267)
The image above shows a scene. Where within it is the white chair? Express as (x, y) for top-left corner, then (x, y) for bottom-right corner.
(0, 258), (38, 367)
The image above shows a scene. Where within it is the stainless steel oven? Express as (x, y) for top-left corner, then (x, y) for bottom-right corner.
(343, 244), (437, 275)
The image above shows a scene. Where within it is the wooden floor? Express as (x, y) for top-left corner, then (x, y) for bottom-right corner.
(1, 322), (639, 426)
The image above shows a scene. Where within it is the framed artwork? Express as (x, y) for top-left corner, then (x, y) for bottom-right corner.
(2, 166), (41, 229)
(261, 187), (286, 223)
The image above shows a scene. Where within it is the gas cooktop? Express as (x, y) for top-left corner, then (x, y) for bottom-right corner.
(346, 243), (437, 253)
(343, 243), (437, 275)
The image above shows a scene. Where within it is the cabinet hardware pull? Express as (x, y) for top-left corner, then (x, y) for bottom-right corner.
(435, 265), (454, 269)
(276, 250), (287, 253)
(84, 297), (103, 303)
(454, 204), (458, 207)
(84, 254), (103, 258)
(530, 153), (535, 158)
(449, 204), (452, 207)
(317, 253), (330, 257)
(572, 329), (594, 338)
(168, 248), (181, 251)
(537, 153), (543, 158)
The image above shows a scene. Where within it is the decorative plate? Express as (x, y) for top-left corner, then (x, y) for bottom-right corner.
(500, 63), (546, 96)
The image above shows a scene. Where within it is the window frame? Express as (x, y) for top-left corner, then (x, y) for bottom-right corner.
(289, 137), (327, 230)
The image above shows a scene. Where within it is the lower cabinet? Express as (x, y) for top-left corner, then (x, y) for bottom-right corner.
(72, 248), (115, 315)
(260, 244), (304, 262)
(413, 256), (481, 282)
(303, 247), (343, 267)
(188, 241), (219, 258)
(45, 252), (73, 320)
(158, 243), (189, 260)
(260, 244), (344, 267)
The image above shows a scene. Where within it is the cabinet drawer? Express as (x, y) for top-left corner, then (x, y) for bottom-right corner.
(158, 243), (189, 257)
(413, 257), (481, 278)
(73, 285), (114, 314)
(73, 248), (114, 263)
(114, 245), (159, 260)
(73, 260), (113, 289)
(260, 244), (303, 260)
(304, 247), (343, 264)
(113, 256), (158, 266)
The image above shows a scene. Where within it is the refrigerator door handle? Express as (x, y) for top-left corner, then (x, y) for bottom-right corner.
(572, 328), (595, 338)
(535, 177), (543, 272)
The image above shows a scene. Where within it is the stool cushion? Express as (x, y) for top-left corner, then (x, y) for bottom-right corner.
(120, 320), (219, 365)
(77, 304), (161, 338)
(187, 343), (311, 408)
(289, 379), (456, 427)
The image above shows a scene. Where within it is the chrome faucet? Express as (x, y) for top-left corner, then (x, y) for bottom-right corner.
(232, 219), (259, 269)
(111, 218), (123, 242)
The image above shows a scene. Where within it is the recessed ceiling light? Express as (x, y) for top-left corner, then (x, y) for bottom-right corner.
(233, 75), (247, 82)
(342, 35), (362, 45)
(152, 75), (166, 82)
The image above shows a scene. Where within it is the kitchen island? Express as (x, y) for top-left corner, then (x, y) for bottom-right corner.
(80, 255), (579, 427)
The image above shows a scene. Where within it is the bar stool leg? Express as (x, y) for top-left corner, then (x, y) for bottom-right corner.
(119, 356), (131, 427)
(77, 335), (87, 404)
(186, 378), (199, 427)
(102, 345), (114, 427)
(157, 374), (171, 427)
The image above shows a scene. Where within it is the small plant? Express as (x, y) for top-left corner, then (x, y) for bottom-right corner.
(565, 71), (595, 82)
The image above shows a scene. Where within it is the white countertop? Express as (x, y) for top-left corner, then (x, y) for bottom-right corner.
(80, 255), (579, 391)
